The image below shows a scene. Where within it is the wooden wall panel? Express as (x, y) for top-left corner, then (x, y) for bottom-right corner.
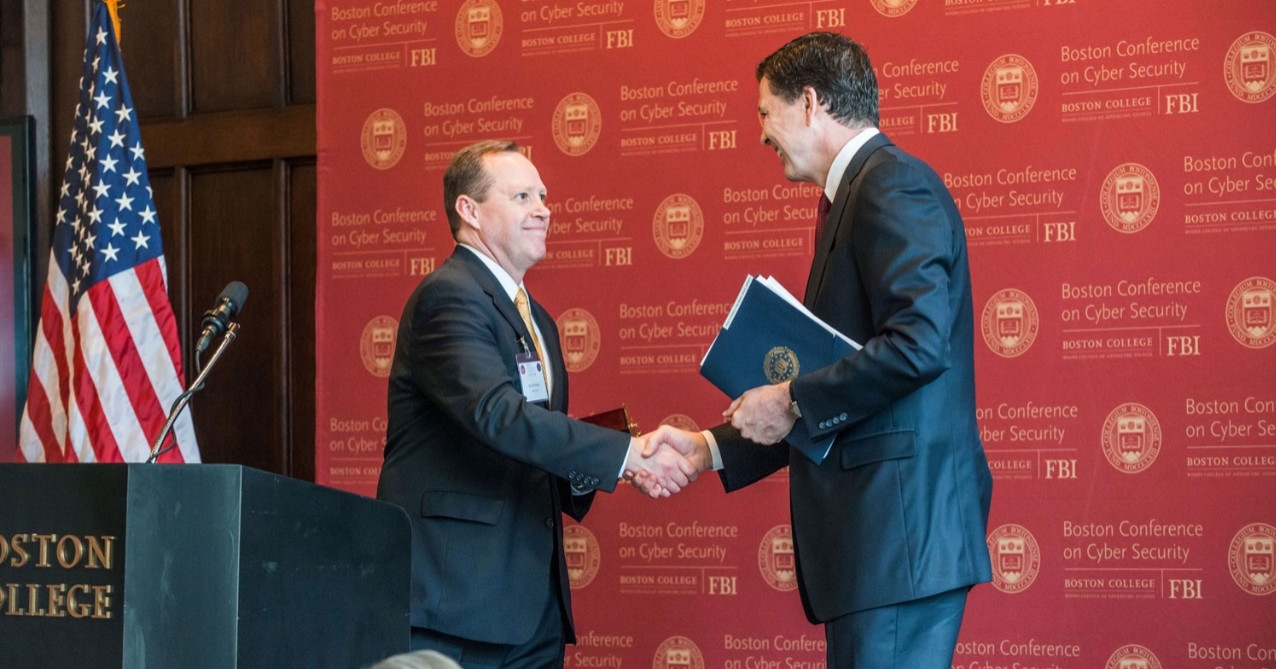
(288, 160), (317, 481)
(289, 1), (317, 104)
(189, 3), (280, 113)
(189, 164), (286, 471)
(113, 1), (181, 120)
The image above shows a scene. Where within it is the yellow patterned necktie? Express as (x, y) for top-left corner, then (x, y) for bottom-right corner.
(514, 288), (550, 392)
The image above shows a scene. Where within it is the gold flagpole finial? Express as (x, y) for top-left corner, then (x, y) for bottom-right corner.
(104, 0), (124, 45)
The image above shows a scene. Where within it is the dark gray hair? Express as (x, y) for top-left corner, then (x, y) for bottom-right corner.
(756, 32), (879, 128)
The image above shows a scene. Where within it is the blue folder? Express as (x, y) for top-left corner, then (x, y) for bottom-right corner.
(700, 276), (859, 463)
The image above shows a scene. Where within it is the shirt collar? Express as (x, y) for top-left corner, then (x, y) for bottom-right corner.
(823, 127), (881, 201)
(458, 243), (522, 300)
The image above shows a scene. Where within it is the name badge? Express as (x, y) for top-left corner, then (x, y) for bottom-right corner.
(516, 351), (549, 404)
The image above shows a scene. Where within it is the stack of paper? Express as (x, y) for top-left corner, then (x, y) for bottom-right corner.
(700, 276), (860, 463)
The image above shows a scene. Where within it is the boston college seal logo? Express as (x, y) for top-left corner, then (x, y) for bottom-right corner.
(1100, 402), (1161, 474)
(987, 523), (1041, 594)
(1225, 276), (1276, 349)
(652, 193), (705, 259)
(1104, 644), (1163, 669)
(1228, 523), (1276, 595)
(758, 525), (797, 591)
(359, 316), (398, 377)
(653, 0), (705, 39)
(552, 92), (602, 157)
(360, 108), (407, 170)
(981, 55), (1038, 123)
(455, 0), (503, 58)
(563, 523), (602, 589)
(556, 307), (601, 372)
(980, 288), (1039, 357)
(1224, 31), (1276, 103)
(870, 0), (918, 17)
(653, 636), (705, 669)
(1100, 163), (1160, 234)
(661, 413), (700, 431)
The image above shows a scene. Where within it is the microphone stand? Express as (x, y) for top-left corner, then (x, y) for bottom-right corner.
(146, 322), (240, 463)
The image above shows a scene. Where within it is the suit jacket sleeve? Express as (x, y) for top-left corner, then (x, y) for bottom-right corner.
(794, 157), (962, 438)
(402, 270), (630, 492)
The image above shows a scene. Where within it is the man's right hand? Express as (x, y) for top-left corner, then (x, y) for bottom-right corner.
(624, 425), (712, 497)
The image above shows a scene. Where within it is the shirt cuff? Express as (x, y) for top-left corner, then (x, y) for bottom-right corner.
(701, 429), (724, 471)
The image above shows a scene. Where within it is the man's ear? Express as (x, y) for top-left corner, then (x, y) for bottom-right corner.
(456, 194), (481, 230)
(802, 86), (821, 123)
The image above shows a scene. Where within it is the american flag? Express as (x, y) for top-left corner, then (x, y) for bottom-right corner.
(18, 2), (199, 463)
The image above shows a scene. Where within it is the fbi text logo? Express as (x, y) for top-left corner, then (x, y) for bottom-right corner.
(552, 92), (602, 157)
(360, 108), (407, 170)
(455, 0), (503, 58)
(359, 315), (398, 377)
(653, 0), (705, 39)
(556, 307), (601, 372)
(1100, 163), (1160, 234)
(1228, 522), (1276, 596)
(1225, 276), (1276, 349)
(980, 288), (1039, 357)
(564, 523), (602, 589)
(1100, 402), (1162, 474)
(652, 193), (705, 259)
(1224, 31), (1276, 103)
(981, 55), (1038, 123)
(987, 523), (1041, 594)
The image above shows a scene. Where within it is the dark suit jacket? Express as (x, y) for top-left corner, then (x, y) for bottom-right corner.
(377, 247), (630, 646)
(713, 133), (993, 622)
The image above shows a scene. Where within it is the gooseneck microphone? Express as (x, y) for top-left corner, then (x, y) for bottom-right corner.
(196, 281), (249, 354)
(148, 281), (249, 463)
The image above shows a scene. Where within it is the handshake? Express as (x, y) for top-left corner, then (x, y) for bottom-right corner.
(615, 379), (798, 498)
(621, 425), (713, 498)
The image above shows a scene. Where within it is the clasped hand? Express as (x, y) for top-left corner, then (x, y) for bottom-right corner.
(724, 380), (794, 445)
(623, 425), (711, 498)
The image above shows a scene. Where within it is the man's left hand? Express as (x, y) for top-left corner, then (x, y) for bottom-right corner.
(724, 380), (795, 445)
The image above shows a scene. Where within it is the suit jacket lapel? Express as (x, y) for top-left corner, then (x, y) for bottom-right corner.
(453, 249), (565, 410)
(803, 133), (894, 306)
(453, 249), (528, 343)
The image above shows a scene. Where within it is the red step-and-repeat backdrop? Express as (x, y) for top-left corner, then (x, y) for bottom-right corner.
(315, 2), (1276, 667)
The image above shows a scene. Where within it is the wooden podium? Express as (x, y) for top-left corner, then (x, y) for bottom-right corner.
(0, 464), (411, 668)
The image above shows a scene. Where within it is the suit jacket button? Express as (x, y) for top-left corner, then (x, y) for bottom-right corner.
(840, 412), (848, 420)
(545, 517), (554, 528)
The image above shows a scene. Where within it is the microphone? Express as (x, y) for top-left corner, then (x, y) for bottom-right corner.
(195, 281), (248, 354)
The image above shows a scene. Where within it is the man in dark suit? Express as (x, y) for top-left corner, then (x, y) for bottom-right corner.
(377, 140), (697, 669)
(646, 32), (993, 669)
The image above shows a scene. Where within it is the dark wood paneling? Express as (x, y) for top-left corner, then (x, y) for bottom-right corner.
(289, 0), (316, 104)
(189, 164), (286, 471)
(288, 160), (317, 481)
(141, 106), (315, 168)
(189, 2), (280, 113)
(113, 0), (181, 120)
